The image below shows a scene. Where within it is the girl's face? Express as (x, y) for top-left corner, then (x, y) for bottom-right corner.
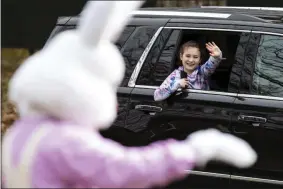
(180, 47), (201, 74)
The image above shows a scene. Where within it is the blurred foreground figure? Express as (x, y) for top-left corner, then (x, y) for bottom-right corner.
(2, 1), (257, 188)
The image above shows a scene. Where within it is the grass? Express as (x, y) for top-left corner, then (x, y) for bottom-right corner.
(1, 48), (30, 135)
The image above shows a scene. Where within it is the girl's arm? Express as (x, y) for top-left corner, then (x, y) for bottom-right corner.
(154, 69), (181, 101)
(200, 54), (222, 77)
(201, 42), (223, 77)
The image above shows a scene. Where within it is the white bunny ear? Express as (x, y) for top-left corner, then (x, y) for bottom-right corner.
(78, 1), (144, 46)
(78, 1), (116, 47)
(101, 1), (144, 42)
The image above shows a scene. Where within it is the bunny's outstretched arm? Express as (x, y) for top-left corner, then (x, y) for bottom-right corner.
(50, 128), (256, 188)
(56, 130), (196, 188)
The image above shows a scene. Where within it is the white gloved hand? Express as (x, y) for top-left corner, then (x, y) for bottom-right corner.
(186, 129), (257, 168)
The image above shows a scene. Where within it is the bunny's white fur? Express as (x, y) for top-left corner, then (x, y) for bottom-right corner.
(9, 1), (143, 129)
(187, 129), (257, 168)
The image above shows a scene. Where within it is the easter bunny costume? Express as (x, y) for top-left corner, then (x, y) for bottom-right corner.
(2, 1), (257, 188)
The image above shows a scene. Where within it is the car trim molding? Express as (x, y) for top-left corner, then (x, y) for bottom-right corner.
(200, 6), (283, 11)
(134, 85), (238, 97)
(187, 170), (283, 185)
(132, 10), (231, 18)
(238, 94), (283, 101)
(185, 170), (230, 179)
(134, 85), (283, 101)
(230, 174), (283, 185)
(164, 26), (251, 33)
(252, 31), (283, 36)
(128, 27), (164, 87)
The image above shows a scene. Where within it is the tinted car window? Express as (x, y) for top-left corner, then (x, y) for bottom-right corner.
(136, 29), (180, 86)
(115, 26), (136, 50)
(251, 35), (283, 97)
(120, 26), (158, 87)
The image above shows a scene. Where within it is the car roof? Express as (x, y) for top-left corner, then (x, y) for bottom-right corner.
(58, 6), (283, 30)
(137, 7), (283, 23)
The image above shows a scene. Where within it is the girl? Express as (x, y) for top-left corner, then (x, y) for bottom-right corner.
(154, 40), (222, 101)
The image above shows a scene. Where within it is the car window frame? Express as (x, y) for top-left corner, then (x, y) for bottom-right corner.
(135, 28), (182, 86)
(128, 26), (252, 98)
(238, 30), (283, 101)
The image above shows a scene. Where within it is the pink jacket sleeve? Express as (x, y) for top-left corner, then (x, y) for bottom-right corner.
(154, 69), (181, 101)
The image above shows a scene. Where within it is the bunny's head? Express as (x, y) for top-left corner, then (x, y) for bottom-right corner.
(8, 1), (144, 130)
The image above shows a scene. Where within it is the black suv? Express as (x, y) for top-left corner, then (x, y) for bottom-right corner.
(47, 7), (283, 188)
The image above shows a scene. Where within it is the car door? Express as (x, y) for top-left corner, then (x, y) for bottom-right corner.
(125, 22), (252, 188)
(230, 28), (283, 188)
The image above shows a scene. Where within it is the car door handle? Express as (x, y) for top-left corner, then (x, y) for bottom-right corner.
(135, 105), (162, 112)
(238, 115), (267, 123)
